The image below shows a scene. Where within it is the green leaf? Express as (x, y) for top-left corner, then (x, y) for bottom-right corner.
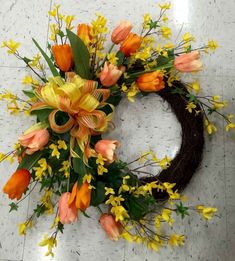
(57, 221), (64, 233)
(116, 51), (125, 66)
(81, 211), (91, 218)
(90, 181), (106, 206)
(9, 202), (19, 212)
(186, 93), (197, 102)
(176, 202), (189, 219)
(22, 90), (36, 98)
(66, 29), (91, 79)
(72, 143), (87, 183)
(17, 150), (43, 170)
(34, 204), (46, 218)
(31, 108), (53, 122)
(32, 38), (59, 77)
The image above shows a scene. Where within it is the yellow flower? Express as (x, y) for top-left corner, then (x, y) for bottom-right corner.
(96, 153), (105, 165)
(164, 43), (174, 49)
(162, 14), (168, 23)
(159, 156), (171, 169)
(97, 164), (108, 175)
(105, 187), (115, 195)
(204, 120), (217, 135)
(39, 234), (57, 257)
(22, 75), (39, 85)
(121, 83), (128, 92)
(143, 13), (151, 29)
(105, 195), (124, 206)
(48, 4), (60, 17)
(64, 15), (75, 30)
(49, 144), (60, 159)
(50, 216), (60, 230)
(159, 3), (171, 9)
(107, 52), (118, 65)
(196, 205), (217, 220)
(1, 39), (20, 54)
(18, 223), (27, 235)
(225, 122), (235, 132)
(122, 231), (133, 242)
(126, 83), (140, 102)
(59, 160), (70, 177)
(186, 102), (196, 113)
(161, 209), (174, 225)
(168, 234), (185, 247)
(207, 40), (218, 52)
(83, 174), (93, 184)
(57, 140), (67, 150)
(41, 190), (54, 215)
(111, 205), (129, 221)
(163, 182), (176, 194)
(34, 158), (52, 180)
(191, 81), (200, 94)
(212, 96), (227, 110)
(49, 24), (59, 42)
(182, 32), (195, 43)
(160, 26), (172, 39)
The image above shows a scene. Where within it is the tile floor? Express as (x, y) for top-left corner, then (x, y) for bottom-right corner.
(0, 0), (234, 260)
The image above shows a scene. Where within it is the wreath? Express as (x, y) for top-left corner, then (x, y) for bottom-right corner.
(1, 3), (234, 257)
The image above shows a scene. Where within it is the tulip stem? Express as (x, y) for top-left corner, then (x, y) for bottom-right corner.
(127, 61), (173, 79)
(97, 205), (103, 214)
(99, 43), (116, 69)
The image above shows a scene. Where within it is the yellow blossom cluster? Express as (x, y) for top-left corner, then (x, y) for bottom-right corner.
(18, 220), (33, 236)
(96, 153), (108, 175)
(39, 234), (57, 257)
(34, 158), (52, 180)
(59, 160), (70, 178)
(41, 189), (54, 215)
(49, 140), (67, 159)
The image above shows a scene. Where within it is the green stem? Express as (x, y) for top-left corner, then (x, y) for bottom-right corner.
(97, 205), (103, 214)
(127, 61), (173, 79)
(99, 43), (116, 69)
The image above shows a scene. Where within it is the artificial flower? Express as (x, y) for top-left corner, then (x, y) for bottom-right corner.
(95, 139), (119, 163)
(58, 192), (78, 224)
(196, 205), (217, 220)
(77, 23), (92, 45)
(174, 51), (203, 72)
(18, 124), (49, 155)
(51, 44), (73, 72)
(68, 182), (91, 211)
(111, 21), (132, 44)
(99, 213), (123, 241)
(3, 169), (31, 200)
(120, 33), (141, 57)
(100, 62), (123, 87)
(136, 71), (165, 92)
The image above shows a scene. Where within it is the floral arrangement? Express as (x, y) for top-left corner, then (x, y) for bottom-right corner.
(0, 2), (233, 257)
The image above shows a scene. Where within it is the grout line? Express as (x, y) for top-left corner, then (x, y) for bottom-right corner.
(222, 76), (229, 258)
(45, 0), (53, 51)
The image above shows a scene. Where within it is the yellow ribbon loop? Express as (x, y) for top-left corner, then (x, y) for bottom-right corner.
(33, 74), (114, 161)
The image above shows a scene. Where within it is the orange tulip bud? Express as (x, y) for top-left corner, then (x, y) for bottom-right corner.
(95, 139), (119, 163)
(100, 62), (123, 87)
(68, 182), (91, 211)
(111, 21), (132, 44)
(52, 44), (73, 72)
(18, 128), (49, 155)
(58, 192), (78, 224)
(99, 213), (122, 241)
(3, 169), (31, 200)
(77, 23), (92, 45)
(120, 33), (141, 57)
(136, 71), (165, 92)
(174, 51), (203, 72)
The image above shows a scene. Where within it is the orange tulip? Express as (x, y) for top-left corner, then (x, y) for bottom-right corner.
(95, 139), (119, 163)
(77, 24), (92, 45)
(120, 33), (141, 57)
(3, 169), (31, 200)
(99, 213), (122, 241)
(111, 21), (132, 44)
(58, 192), (78, 224)
(136, 71), (165, 92)
(68, 182), (91, 211)
(174, 51), (203, 72)
(100, 62), (123, 87)
(18, 128), (49, 155)
(52, 44), (73, 72)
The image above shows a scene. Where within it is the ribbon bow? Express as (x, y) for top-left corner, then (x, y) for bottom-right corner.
(31, 73), (113, 162)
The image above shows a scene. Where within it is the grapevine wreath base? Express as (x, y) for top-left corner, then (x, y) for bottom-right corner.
(1, 2), (233, 257)
(142, 81), (204, 200)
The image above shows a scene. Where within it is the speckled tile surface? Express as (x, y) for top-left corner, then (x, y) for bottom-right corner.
(0, 0), (235, 260)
